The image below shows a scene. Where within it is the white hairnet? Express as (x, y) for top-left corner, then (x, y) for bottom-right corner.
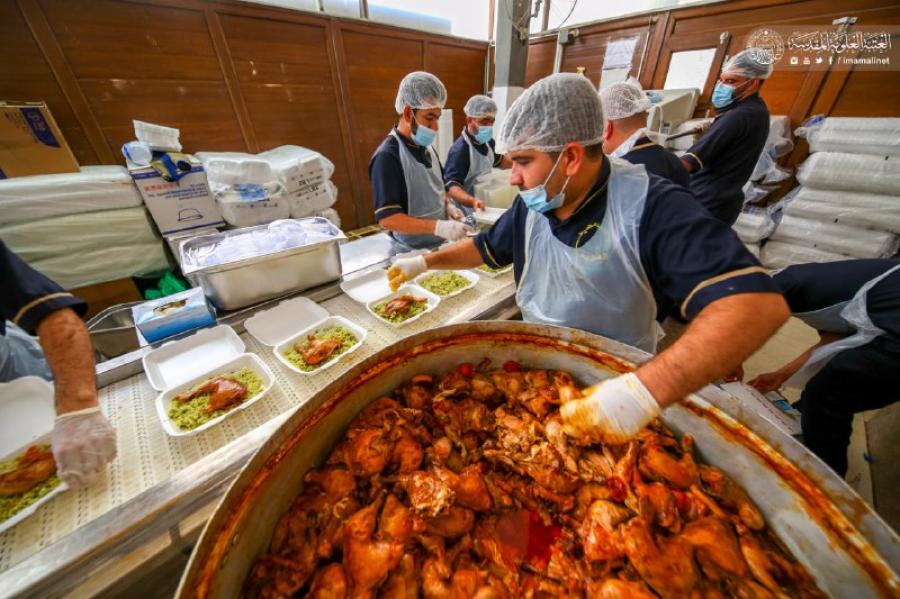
(498, 73), (604, 153)
(722, 48), (774, 80)
(600, 78), (652, 120)
(394, 71), (447, 115)
(464, 94), (497, 118)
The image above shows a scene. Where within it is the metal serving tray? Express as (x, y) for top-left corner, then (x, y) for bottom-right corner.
(180, 218), (346, 311)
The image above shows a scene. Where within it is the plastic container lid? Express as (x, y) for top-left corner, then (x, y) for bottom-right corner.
(142, 325), (245, 391)
(243, 296), (330, 347)
(340, 268), (392, 304)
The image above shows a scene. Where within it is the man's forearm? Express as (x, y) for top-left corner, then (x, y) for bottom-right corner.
(447, 186), (476, 208)
(379, 213), (437, 235)
(680, 157), (696, 173)
(36, 308), (98, 414)
(779, 331), (849, 376)
(637, 293), (789, 407)
(425, 239), (485, 270)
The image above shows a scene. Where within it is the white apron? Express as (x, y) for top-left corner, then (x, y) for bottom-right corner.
(390, 130), (447, 249)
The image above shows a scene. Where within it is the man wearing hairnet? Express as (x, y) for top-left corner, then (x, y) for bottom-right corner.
(369, 71), (472, 249)
(600, 79), (689, 187)
(388, 73), (789, 445)
(1, 240), (117, 488)
(443, 95), (513, 214)
(682, 48), (773, 224)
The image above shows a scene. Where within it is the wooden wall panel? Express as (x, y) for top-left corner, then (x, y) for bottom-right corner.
(830, 70), (900, 117)
(0, 1), (98, 164)
(525, 39), (555, 86)
(426, 42), (485, 123)
(219, 13), (359, 228)
(337, 27), (423, 225)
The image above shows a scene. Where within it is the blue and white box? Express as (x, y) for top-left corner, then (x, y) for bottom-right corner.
(132, 288), (216, 343)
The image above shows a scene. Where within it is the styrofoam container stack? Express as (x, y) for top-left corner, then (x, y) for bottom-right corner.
(0, 165), (169, 288)
(759, 116), (900, 270)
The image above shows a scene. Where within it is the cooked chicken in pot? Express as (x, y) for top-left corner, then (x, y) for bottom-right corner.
(245, 363), (825, 598)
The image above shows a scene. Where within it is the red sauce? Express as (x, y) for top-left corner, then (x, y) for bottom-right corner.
(458, 362), (474, 377)
(502, 360), (521, 373)
(525, 510), (562, 568)
(607, 476), (627, 502)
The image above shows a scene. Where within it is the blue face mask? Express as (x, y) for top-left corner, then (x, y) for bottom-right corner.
(411, 113), (437, 147)
(519, 153), (569, 214)
(474, 125), (493, 144)
(711, 83), (735, 108)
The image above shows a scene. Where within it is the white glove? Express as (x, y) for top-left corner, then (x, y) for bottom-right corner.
(560, 373), (660, 445)
(434, 219), (472, 241)
(387, 255), (427, 292)
(52, 407), (117, 489)
(447, 203), (466, 222)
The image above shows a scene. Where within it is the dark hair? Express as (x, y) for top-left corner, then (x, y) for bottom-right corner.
(548, 142), (604, 162)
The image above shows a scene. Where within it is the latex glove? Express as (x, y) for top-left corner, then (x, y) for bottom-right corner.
(560, 373), (660, 445)
(52, 407), (117, 489)
(388, 255), (427, 292)
(447, 203), (466, 222)
(434, 219), (472, 241)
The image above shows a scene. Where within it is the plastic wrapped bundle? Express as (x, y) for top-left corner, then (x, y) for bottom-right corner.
(200, 156), (291, 227)
(796, 117), (900, 155)
(0, 166), (143, 226)
(744, 242), (760, 259)
(760, 240), (851, 270)
(1, 207), (160, 262)
(796, 152), (900, 195)
(28, 241), (170, 289)
(784, 198), (900, 234)
(733, 210), (776, 243)
(795, 187), (900, 212)
(258, 146), (335, 193)
(811, 117), (900, 132)
(770, 214), (899, 258)
(315, 208), (341, 229)
(288, 181), (338, 218)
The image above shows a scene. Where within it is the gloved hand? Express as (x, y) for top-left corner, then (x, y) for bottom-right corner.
(388, 255), (427, 292)
(434, 219), (472, 241)
(51, 406), (117, 489)
(560, 373), (660, 445)
(447, 203), (466, 222)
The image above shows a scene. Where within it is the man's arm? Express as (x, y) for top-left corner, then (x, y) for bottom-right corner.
(36, 308), (98, 414)
(680, 157), (696, 173)
(379, 213), (439, 235)
(637, 292), (789, 407)
(425, 238), (485, 269)
(447, 186), (485, 210)
(748, 331), (848, 393)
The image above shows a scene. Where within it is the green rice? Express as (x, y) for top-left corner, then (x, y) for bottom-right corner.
(0, 445), (61, 524)
(372, 296), (428, 323)
(282, 326), (358, 371)
(167, 369), (264, 431)
(418, 272), (471, 296)
(477, 264), (510, 274)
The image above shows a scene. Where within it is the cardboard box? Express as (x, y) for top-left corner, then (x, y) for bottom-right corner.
(132, 287), (216, 343)
(129, 155), (225, 235)
(0, 101), (79, 179)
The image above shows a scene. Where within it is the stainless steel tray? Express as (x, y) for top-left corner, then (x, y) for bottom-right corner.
(180, 219), (346, 310)
(179, 322), (900, 598)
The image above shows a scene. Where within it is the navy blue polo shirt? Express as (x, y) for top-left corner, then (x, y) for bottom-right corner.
(474, 158), (777, 321)
(1, 240), (87, 335)
(444, 129), (504, 191)
(684, 94), (770, 225)
(774, 259), (900, 341)
(369, 127), (441, 222)
(624, 136), (690, 187)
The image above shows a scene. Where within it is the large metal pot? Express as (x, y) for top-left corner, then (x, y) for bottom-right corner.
(178, 322), (900, 598)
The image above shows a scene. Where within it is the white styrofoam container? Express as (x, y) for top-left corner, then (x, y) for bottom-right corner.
(155, 353), (275, 437)
(0, 377), (68, 534)
(473, 206), (506, 226)
(244, 297), (366, 376)
(340, 269), (392, 304)
(273, 316), (367, 376)
(366, 284), (440, 328)
(473, 263), (512, 278)
(413, 269), (479, 299)
(142, 325), (244, 392)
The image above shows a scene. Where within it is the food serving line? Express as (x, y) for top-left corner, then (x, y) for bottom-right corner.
(0, 231), (520, 597)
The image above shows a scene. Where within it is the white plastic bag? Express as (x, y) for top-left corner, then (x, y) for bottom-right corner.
(288, 181), (338, 218)
(0, 166), (143, 226)
(215, 185), (290, 227)
(784, 198), (900, 234)
(733, 209), (776, 243)
(759, 240), (850, 270)
(796, 117), (900, 156)
(796, 152), (900, 195)
(314, 208), (341, 229)
(770, 214), (899, 258)
(28, 242), (170, 289)
(133, 120), (181, 152)
(1, 207), (160, 262)
(259, 145), (335, 192)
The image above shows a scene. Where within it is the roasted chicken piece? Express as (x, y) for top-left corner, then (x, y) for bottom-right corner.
(399, 375), (435, 409)
(296, 335), (342, 366)
(0, 445), (56, 496)
(174, 376), (248, 414)
(308, 563), (348, 599)
(404, 468), (455, 516)
(681, 517), (748, 578)
(700, 464), (765, 530)
(578, 499), (630, 562)
(342, 428), (394, 477)
(638, 433), (699, 490)
(591, 578), (658, 599)
(382, 295), (426, 318)
(623, 516), (698, 598)
(343, 502), (404, 595)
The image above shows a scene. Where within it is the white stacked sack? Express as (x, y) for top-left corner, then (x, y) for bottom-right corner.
(0, 166), (169, 288)
(197, 145), (338, 226)
(759, 117), (900, 270)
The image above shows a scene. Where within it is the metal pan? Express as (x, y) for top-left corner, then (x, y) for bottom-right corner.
(178, 321), (900, 598)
